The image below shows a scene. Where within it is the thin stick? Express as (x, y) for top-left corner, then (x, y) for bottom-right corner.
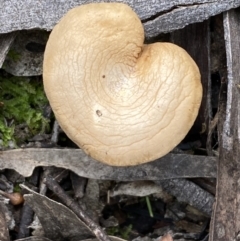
(44, 176), (111, 241)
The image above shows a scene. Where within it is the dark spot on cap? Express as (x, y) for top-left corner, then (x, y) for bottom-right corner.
(96, 110), (102, 117)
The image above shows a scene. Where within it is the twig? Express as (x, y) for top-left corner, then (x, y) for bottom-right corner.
(155, 178), (214, 216)
(44, 176), (111, 241)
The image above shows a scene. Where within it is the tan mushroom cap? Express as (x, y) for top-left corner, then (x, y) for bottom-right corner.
(43, 3), (202, 166)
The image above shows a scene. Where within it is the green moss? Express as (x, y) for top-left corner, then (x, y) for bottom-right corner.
(0, 75), (49, 146)
(106, 224), (132, 240)
(120, 224), (132, 240)
(13, 183), (21, 193)
(6, 49), (21, 62)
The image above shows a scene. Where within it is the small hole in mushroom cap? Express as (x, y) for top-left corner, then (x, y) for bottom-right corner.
(102, 75), (106, 78)
(96, 110), (102, 117)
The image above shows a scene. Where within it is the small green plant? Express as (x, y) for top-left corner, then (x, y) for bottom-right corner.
(106, 224), (132, 240)
(13, 183), (21, 193)
(145, 196), (154, 217)
(0, 119), (14, 144)
(120, 224), (132, 240)
(106, 226), (119, 236)
(0, 75), (49, 146)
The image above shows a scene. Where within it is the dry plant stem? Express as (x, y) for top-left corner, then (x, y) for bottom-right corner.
(44, 176), (111, 241)
(39, 168), (51, 195)
(30, 167), (51, 230)
(206, 112), (218, 156)
(51, 120), (60, 143)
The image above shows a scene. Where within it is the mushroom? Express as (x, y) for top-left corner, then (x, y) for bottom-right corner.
(43, 3), (202, 166)
(0, 190), (24, 205)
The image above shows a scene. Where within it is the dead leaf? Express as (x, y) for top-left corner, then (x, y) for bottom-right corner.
(110, 181), (171, 201)
(0, 149), (216, 180)
(20, 184), (93, 241)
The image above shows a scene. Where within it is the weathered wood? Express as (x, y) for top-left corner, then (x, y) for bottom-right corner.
(0, 149), (216, 180)
(1, 0), (240, 38)
(209, 8), (240, 241)
(0, 32), (17, 68)
(0, 202), (10, 241)
(145, 1), (240, 38)
(171, 20), (211, 143)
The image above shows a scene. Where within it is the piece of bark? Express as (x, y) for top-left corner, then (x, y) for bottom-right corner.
(78, 179), (101, 223)
(0, 32), (17, 68)
(71, 172), (87, 199)
(171, 20), (211, 144)
(1, 1), (240, 38)
(0, 148), (216, 180)
(17, 204), (35, 239)
(209, 8), (240, 241)
(144, 1), (240, 38)
(0, 202), (10, 241)
(155, 179), (214, 216)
